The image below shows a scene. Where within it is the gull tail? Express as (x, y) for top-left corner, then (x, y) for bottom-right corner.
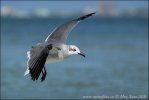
(77, 12), (96, 21)
(24, 69), (29, 76)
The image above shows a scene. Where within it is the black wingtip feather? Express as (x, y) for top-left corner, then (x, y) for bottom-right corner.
(41, 67), (47, 82)
(77, 12), (96, 21)
(29, 49), (49, 81)
(30, 55), (47, 81)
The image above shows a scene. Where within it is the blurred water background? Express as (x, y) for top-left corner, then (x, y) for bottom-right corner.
(1, 1), (148, 99)
(1, 16), (148, 99)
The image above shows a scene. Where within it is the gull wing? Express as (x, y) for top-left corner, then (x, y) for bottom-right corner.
(45, 12), (96, 44)
(25, 45), (50, 81)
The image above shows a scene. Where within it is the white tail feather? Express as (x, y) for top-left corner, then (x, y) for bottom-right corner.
(24, 69), (29, 76)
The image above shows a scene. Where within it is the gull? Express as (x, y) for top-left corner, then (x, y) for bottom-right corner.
(24, 12), (96, 81)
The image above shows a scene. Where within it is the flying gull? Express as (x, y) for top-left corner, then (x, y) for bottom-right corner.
(24, 12), (96, 81)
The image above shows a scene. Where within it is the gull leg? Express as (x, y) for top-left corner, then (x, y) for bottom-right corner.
(41, 67), (47, 82)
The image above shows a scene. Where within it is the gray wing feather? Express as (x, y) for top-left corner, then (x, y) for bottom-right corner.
(45, 20), (79, 43)
(45, 12), (96, 44)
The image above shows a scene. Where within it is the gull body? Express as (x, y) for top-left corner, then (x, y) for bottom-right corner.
(24, 12), (95, 81)
(45, 44), (69, 63)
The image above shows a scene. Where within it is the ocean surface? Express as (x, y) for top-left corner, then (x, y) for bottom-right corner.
(1, 17), (148, 99)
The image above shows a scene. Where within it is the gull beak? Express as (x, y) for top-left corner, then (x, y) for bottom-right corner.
(78, 53), (85, 57)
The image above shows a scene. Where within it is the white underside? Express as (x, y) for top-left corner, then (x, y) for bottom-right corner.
(45, 57), (64, 64)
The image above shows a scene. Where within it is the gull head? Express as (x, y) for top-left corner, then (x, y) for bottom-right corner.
(68, 45), (85, 57)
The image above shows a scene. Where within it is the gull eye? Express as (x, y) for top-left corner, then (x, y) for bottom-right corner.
(73, 49), (76, 51)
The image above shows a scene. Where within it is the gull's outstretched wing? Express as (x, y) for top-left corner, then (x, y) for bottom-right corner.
(45, 12), (96, 44)
(24, 44), (52, 81)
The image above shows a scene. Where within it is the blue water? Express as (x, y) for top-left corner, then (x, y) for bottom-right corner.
(1, 17), (148, 99)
